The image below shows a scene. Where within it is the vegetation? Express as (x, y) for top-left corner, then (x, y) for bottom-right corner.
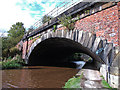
(53, 25), (57, 32)
(100, 75), (117, 89)
(64, 73), (83, 88)
(27, 26), (34, 33)
(42, 15), (53, 24)
(2, 22), (25, 59)
(1, 55), (25, 69)
(58, 14), (76, 31)
(1, 22), (26, 69)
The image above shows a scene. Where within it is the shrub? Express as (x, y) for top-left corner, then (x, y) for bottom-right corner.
(2, 48), (10, 58)
(2, 60), (22, 69)
(9, 47), (20, 57)
(58, 14), (76, 31)
(2, 55), (25, 69)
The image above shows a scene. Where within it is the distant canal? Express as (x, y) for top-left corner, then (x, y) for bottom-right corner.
(2, 66), (79, 88)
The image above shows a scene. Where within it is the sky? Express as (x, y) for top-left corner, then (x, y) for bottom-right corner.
(0, 0), (83, 37)
(0, 0), (73, 36)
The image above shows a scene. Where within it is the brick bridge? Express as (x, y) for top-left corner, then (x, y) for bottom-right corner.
(18, 2), (120, 65)
(18, 0), (120, 87)
(18, 1), (120, 87)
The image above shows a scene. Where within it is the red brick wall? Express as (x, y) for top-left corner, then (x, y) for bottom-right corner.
(75, 5), (119, 46)
(22, 41), (27, 59)
(117, 2), (120, 46)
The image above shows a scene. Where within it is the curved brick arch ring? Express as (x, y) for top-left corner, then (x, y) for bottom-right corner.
(27, 29), (115, 65)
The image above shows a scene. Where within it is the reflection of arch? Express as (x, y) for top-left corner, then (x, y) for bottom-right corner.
(26, 29), (115, 66)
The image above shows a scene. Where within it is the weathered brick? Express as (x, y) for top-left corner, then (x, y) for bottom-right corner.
(75, 5), (119, 46)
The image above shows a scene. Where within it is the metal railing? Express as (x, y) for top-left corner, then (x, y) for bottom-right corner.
(23, 0), (99, 40)
(32, 0), (84, 30)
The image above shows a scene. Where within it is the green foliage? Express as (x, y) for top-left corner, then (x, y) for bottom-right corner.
(73, 53), (82, 60)
(100, 75), (116, 89)
(77, 14), (80, 20)
(2, 37), (11, 50)
(2, 55), (25, 69)
(7, 22), (25, 47)
(53, 25), (57, 32)
(102, 80), (112, 89)
(58, 15), (76, 31)
(66, 53), (82, 61)
(2, 60), (22, 69)
(64, 73), (83, 88)
(27, 26), (34, 33)
(42, 15), (53, 24)
(9, 47), (20, 57)
(8, 22), (25, 38)
(2, 48), (10, 58)
(2, 22), (25, 58)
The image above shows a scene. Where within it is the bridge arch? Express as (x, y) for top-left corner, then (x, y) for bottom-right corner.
(26, 29), (115, 66)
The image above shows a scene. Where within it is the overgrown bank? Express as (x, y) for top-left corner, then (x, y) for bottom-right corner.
(63, 69), (117, 89)
(1, 55), (25, 70)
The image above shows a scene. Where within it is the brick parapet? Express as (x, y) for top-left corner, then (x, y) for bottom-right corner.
(75, 5), (119, 46)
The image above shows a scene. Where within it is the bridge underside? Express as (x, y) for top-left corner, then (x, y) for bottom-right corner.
(28, 37), (103, 66)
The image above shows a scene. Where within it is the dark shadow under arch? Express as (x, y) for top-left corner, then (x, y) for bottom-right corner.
(28, 37), (105, 66)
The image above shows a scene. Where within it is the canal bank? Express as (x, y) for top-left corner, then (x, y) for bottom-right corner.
(64, 62), (116, 89)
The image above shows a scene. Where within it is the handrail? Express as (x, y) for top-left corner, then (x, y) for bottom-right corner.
(22, 1), (99, 40)
(32, 0), (82, 30)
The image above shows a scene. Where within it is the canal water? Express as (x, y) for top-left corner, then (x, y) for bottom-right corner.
(2, 66), (79, 88)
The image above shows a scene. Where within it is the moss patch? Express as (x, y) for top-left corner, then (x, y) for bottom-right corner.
(64, 73), (83, 88)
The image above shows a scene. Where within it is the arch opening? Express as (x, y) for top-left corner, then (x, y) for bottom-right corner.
(28, 37), (104, 68)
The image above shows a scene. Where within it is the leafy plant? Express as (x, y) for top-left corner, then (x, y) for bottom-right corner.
(58, 14), (76, 31)
(9, 47), (20, 57)
(2, 55), (25, 69)
(53, 25), (57, 32)
(42, 15), (53, 24)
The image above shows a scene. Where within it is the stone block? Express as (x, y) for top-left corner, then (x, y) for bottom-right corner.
(114, 46), (120, 56)
(80, 32), (87, 45)
(72, 30), (76, 41)
(51, 31), (55, 37)
(66, 32), (69, 39)
(100, 43), (113, 63)
(75, 30), (79, 42)
(112, 52), (120, 68)
(48, 32), (52, 38)
(100, 64), (107, 81)
(110, 66), (120, 76)
(83, 69), (102, 81)
(83, 32), (90, 47)
(109, 74), (119, 88)
(41, 35), (45, 41)
(87, 34), (96, 49)
(61, 30), (64, 37)
(102, 39), (107, 48)
(84, 80), (102, 88)
(92, 37), (101, 52)
(63, 30), (67, 38)
(78, 30), (83, 43)
(69, 30), (73, 39)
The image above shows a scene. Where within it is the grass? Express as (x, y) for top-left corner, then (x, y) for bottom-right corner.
(63, 72), (83, 88)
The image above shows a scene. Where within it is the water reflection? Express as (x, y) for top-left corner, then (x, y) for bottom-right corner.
(2, 66), (78, 88)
